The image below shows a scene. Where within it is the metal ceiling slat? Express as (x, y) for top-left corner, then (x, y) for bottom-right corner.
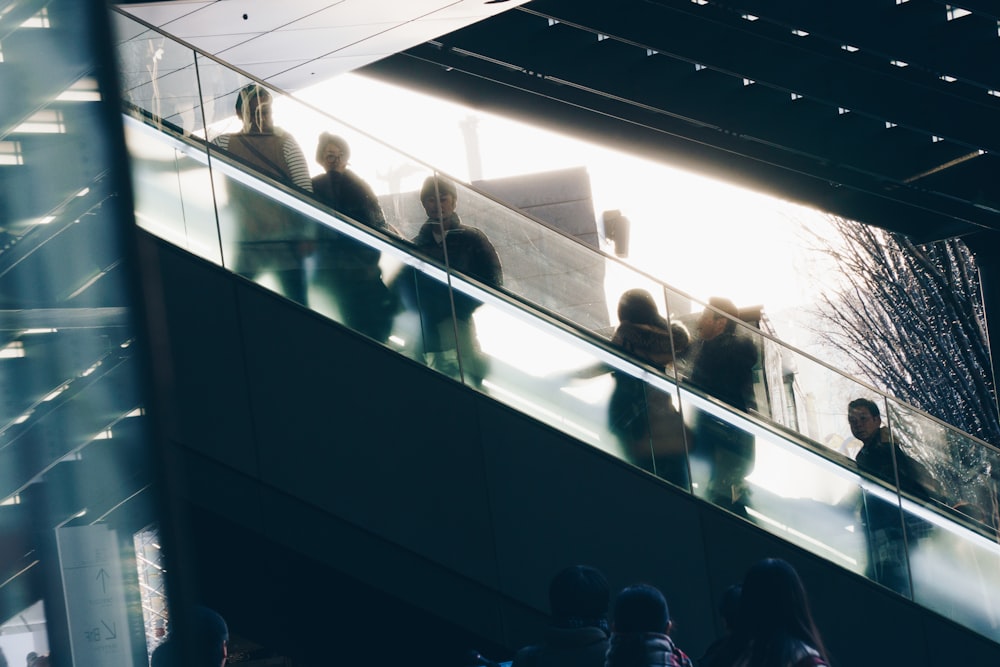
(429, 14), (974, 195)
(515, 0), (1000, 153)
(368, 45), (998, 240)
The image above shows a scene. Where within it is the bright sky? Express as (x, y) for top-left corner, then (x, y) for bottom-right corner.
(294, 73), (840, 321)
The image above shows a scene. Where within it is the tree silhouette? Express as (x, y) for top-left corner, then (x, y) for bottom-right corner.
(809, 217), (998, 445)
(807, 217), (1000, 524)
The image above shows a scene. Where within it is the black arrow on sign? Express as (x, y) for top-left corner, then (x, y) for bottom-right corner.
(101, 620), (117, 640)
(95, 568), (110, 595)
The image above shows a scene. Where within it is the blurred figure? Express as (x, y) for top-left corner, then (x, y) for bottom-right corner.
(689, 297), (757, 516)
(512, 565), (610, 667)
(730, 559), (829, 667)
(394, 176), (502, 385)
(212, 83), (314, 305)
(606, 583), (693, 667)
(150, 606), (229, 667)
(606, 289), (692, 488)
(698, 584), (742, 667)
(311, 132), (398, 342)
(848, 398), (938, 596)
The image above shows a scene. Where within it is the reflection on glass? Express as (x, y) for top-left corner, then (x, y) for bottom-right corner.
(2, 2), (168, 664)
(112, 7), (1000, 644)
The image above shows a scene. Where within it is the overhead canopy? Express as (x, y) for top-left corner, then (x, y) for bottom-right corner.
(360, 0), (1000, 244)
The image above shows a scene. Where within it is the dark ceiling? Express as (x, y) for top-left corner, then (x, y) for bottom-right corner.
(361, 0), (1000, 244)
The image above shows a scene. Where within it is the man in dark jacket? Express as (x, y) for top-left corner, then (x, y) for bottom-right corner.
(512, 565), (611, 667)
(396, 175), (502, 386)
(689, 297), (758, 515)
(848, 397), (940, 596)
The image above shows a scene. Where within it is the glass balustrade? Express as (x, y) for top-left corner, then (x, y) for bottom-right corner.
(114, 9), (1000, 643)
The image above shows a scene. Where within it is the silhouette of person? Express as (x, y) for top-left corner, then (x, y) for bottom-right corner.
(394, 176), (502, 385)
(310, 132), (398, 341)
(151, 606), (229, 667)
(848, 397), (939, 596)
(605, 584), (693, 667)
(689, 297), (757, 515)
(512, 565), (610, 667)
(698, 584), (742, 667)
(212, 83), (314, 305)
(728, 559), (830, 667)
(604, 289), (692, 488)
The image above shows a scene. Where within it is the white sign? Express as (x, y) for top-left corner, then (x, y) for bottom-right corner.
(56, 525), (134, 667)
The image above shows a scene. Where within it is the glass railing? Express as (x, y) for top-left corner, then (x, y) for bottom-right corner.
(114, 10), (1000, 642)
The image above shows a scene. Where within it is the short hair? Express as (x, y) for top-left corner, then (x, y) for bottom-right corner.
(420, 175), (457, 201)
(193, 606), (228, 667)
(234, 83), (271, 117)
(316, 132), (351, 164)
(848, 398), (880, 420)
(549, 565), (609, 620)
(707, 296), (740, 334)
(612, 584), (669, 633)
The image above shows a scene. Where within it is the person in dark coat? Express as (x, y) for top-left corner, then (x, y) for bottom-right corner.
(512, 565), (611, 667)
(605, 584), (693, 667)
(310, 132), (398, 342)
(394, 175), (502, 385)
(848, 397), (940, 596)
(606, 289), (692, 488)
(688, 297), (758, 516)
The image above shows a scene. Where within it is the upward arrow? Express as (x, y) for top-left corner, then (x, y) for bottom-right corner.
(95, 568), (110, 595)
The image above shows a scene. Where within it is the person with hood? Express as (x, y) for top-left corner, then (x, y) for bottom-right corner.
(513, 565), (611, 667)
(605, 584), (693, 667)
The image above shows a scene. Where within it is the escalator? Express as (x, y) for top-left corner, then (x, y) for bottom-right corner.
(114, 9), (1000, 666)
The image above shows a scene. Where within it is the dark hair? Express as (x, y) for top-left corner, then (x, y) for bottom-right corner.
(617, 289), (666, 328)
(420, 175), (457, 201)
(719, 584), (742, 630)
(234, 83), (271, 117)
(737, 559), (827, 667)
(847, 398), (880, 420)
(549, 565), (609, 621)
(316, 132), (351, 164)
(707, 296), (740, 334)
(612, 584), (669, 633)
(193, 606), (229, 667)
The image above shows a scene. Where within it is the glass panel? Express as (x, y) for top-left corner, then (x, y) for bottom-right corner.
(1, 3), (168, 665)
(111, 8), (1000, 645)
(124, 116), (221, 263)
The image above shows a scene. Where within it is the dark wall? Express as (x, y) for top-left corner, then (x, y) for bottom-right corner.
(139, 232), (1000, 667)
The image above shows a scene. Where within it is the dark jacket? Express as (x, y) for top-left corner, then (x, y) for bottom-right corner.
(398, 214), (503, 322)
(689, 332), (757, 412)
(605, 632), (693, 667)
(856, 426), (939, 500)
(311, 169), (388, 233)
(311, 169), (389, 273)
(513, 625), (610, 667)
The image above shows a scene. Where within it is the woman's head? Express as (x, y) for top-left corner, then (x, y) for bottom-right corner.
(316, 132), (351, 173)
(617, 289), (666, 328)
(738, 558), (825, 658)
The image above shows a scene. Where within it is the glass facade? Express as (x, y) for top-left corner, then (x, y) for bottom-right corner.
(0, 3), (167, 666)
